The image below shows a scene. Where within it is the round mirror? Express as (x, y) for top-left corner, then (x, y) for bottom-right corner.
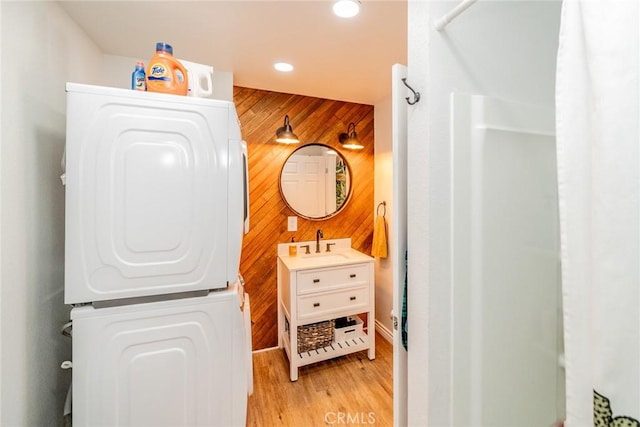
(279, 143), (352, 220)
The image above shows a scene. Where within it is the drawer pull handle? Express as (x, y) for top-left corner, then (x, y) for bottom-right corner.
(350, 296), (356, 301)
(313, 279), (320, 283)
(313, 302), (320, 307)
(350, 274), (357, 278)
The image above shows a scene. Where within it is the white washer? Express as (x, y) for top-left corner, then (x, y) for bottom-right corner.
(72, 285), (249, 427)
(238, 276), (253, 396)
(64, 83), (247, 305)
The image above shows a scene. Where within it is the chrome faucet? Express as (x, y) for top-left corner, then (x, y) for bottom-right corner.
(315, 229), (323, 253)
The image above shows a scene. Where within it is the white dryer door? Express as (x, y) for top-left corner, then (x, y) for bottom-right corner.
(65, 84), (239, 304)
(71, 291), (246, 427)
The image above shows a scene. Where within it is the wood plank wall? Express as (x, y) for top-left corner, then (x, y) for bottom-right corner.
(234, 86), (375, 350)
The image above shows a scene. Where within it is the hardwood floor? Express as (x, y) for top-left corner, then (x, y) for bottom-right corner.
(247, 332), (393, 426)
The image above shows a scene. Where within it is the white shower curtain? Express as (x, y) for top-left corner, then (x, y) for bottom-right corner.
(556, 1), (639, 426)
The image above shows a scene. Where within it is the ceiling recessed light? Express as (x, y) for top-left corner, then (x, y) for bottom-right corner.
(274, 62), (294, 72)
(333, 0), (360, 18)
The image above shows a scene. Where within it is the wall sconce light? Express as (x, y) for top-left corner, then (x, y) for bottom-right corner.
(275, 115), (299, 144)
(338, 122), (364, 149)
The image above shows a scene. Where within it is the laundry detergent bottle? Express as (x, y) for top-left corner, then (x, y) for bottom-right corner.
(131, 61), (146, 91)
(146, 42), (188, 96)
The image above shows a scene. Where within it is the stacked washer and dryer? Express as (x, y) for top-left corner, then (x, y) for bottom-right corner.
(63, 83), (253, 426)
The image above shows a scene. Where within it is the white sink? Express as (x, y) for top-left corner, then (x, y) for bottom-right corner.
(280, 246), (373, 270)
(300, 252), (349, 263)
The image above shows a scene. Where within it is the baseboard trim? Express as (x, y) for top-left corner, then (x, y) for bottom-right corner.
(375, 320), (393, 344)
(253, 345), (279, 354)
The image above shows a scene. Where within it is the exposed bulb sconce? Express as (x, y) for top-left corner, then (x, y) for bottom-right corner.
(338, 122), (364, 149)
(275, 115), (299, 144)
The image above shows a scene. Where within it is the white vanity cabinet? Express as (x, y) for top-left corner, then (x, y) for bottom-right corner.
(277, 239), (375, 381)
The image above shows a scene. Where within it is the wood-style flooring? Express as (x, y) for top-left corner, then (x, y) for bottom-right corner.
(247, 333), (393, 426)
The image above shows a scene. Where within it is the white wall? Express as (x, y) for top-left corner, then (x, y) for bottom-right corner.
(407, 1), (561, 425)
(0, 2), (103, 425)
(373, 96), (393, 338)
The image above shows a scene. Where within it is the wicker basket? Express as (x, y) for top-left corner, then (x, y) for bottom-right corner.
(297, 319), (335, 353)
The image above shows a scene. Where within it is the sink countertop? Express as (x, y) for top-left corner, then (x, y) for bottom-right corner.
(278, 247), (374, 271)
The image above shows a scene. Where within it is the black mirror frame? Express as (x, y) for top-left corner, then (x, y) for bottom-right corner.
(278, 143), (353, 221)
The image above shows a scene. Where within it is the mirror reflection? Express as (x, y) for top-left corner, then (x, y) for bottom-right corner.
(279, 144), (352, 220)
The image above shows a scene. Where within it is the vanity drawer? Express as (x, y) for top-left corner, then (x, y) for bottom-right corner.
(297, 286), (369, 320)
(296, 264), (369, 295)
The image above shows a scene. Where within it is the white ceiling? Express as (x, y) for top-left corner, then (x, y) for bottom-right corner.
(58, 0), (408, 105)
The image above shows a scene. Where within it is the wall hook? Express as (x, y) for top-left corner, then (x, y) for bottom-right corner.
(402, 78), (420, 105)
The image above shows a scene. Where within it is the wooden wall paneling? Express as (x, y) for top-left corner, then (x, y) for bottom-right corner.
(234, 86), (375, 350)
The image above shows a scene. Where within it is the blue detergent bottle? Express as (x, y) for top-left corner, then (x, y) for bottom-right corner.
(131, 61), (146, 91)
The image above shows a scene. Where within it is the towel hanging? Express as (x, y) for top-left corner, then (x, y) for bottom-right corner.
(402, 250), (408, 350)
(372, 202), (388, 258)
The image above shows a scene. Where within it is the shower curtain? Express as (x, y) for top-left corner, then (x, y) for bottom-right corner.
(556, 1), (639, 426)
